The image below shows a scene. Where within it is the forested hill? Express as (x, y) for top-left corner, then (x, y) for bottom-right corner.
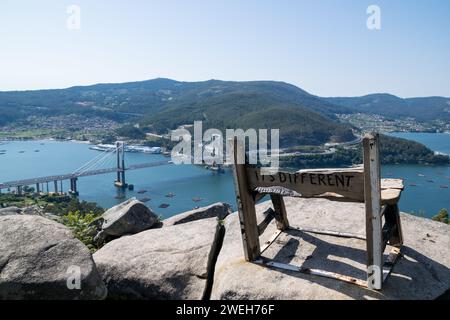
(2, 78), (449, 146)
(324, 94), (450, 121)
(139, 80), (355, 146)
(282, 134), (450, 168)
(0, 79), (355, 147)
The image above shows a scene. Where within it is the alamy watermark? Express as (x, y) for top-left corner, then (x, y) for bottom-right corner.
(66, 265), (81, 290)
(367, 5), (381, 30)
(66, 5), (81, 30)
(170, 121), (280, 174)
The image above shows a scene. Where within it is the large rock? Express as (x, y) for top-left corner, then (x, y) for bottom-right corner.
(211, 198), (450, 300)
(0, 207), (21, 216)
(94, 198), (158, 244)
(94, 217), (224, 300)
(0, 215), (107, 300)
(162, 202), (232, 227)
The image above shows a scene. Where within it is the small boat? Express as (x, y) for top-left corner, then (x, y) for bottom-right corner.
(426, 180), (434, 183)
(192, 197), (203, 202)
(409, 183), (417, 187)
(137, 189), (147, 194)
(440, 185), (449, 189)
(34, 150), (40, 152)
(418, 174), (425, 177)
(139, 197), (151, 202)
(165, 192), (175, 198)
(159, 203), (170, 208)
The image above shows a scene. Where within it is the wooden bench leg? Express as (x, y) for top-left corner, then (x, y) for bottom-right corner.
(364, 133), (383, 290)
(270, 194), (290, 231)
(230, 137), (261, 262)
(384, 204), (403, 247)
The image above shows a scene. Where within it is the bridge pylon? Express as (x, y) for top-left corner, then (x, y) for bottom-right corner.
(114, 141), (128, 189)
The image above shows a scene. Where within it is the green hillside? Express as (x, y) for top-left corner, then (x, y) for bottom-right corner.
(0, 79), (355, 146)
(2, 78), (448, 147)
(325, 94), (450, 121)
(141, 80), (355, 146)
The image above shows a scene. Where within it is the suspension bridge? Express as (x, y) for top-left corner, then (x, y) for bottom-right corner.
(0, 142), (171, 195)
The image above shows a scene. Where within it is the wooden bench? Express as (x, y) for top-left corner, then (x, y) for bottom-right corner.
(229, 133), (404, 290)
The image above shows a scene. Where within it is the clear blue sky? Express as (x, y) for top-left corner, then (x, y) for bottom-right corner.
(1, 0), (449, 97)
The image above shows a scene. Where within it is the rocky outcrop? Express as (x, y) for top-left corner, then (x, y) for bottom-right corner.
(94, 198), (158, 245)
(0, 215), (107, 300)
(93, 217), (224, 300)
(2, 196), (449, 300)
(211, 198), (450, 300)
(162, 202), (232, 227)
(0, 206), (59, 221)
(0, 207), (21, 216)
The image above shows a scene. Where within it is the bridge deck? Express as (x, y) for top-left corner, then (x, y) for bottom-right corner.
(0, 160), (171, 189)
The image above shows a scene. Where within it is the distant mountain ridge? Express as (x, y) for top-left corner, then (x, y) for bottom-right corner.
(1, 78), (448, 146)
(324, 93), (450, 121)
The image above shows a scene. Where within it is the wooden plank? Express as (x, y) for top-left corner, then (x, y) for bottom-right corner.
(381, 188), (402, 205)
(298, 167), (363, 174)
(254, 259), (368, 288)
(289, 226), (366, 241)
(270, 194), (290, 230)
(381, 179), (404, 190)
(255, 186), (301, 197)
(247, 167), (365, 202)
(229, 137), (261, 261)
(363, 133), (383, 290)
(393, 204), (404, 246)
(257, 208), (276, 236)
(381, 212), (398, 252)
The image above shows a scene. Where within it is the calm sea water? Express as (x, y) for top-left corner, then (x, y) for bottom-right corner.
(0, 140), (236, 219)
(0, 133), (449, 218)
(384, 132), (450, 217)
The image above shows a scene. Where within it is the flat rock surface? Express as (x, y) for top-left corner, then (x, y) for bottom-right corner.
(211, 198), (450, 300)
(94, 217), (223, 300)
(0, 215), (107, 300)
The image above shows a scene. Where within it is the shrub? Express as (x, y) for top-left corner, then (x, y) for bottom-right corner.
(432, 209), (449, 225)
(60, 210), (100, 252)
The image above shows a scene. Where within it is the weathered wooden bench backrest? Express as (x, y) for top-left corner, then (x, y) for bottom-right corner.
(246, 167), (365, 202)
(229, 132), (404, 290)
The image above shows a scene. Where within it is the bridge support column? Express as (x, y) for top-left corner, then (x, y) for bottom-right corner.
(114, 141), (128, 189)
(35, 183), (40, 194)
(17, 186), (23, 195)
(70, 178), (79, 196)
(54, 181), (58, 194)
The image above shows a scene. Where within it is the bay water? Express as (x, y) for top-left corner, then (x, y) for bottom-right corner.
(0, 132), (449, 219)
